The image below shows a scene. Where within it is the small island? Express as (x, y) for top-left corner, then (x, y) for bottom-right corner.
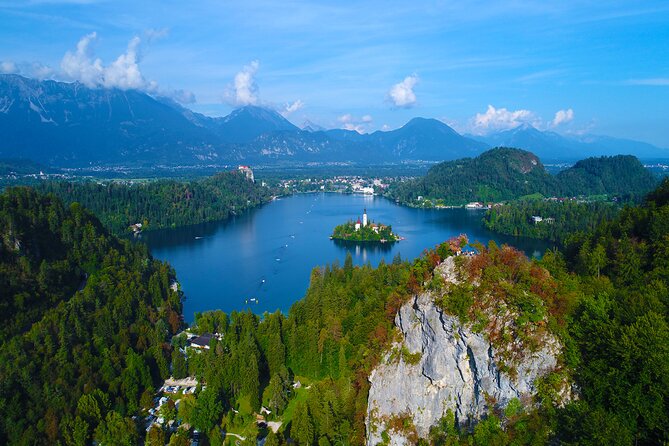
(331, 208), (401, 243)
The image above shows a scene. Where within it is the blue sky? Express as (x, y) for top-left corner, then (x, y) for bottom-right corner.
(1, 0), (668, 146)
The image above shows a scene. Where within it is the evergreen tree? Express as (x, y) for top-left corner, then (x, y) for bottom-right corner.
(292, 402), (315, 446)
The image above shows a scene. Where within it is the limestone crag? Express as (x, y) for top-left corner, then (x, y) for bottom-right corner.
(365, 257), (565, 446)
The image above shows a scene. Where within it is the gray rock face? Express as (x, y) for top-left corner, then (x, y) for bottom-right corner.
(365, 258), (564, 446)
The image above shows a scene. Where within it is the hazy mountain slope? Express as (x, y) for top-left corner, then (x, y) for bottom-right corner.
(475, 124), (669, 160)
(2, 75), (666, 167)
(210, 105), (300, 143)
(369, 117), (487, 161)
(0, 74), (220, 165)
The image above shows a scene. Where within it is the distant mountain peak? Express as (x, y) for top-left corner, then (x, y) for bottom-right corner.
(215, 104), (299, 143)
(301, 119), (326, 132)
(225, 104), (285, 121)
(399, 117), (459, 135)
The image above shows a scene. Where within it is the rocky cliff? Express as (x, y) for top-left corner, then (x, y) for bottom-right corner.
(365, 256), (571, 445)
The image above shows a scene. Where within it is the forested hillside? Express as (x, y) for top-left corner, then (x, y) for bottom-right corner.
(388, 149), (658, 207)
(0, 188), (183, 444)
(389, 148), (558, 205)
(37, 170), (272, 235)
(556, 155), (657, 198)
(556, 178), (669, 444)
(483, 200), (621, 242)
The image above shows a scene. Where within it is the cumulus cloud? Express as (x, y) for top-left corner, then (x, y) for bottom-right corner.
(338, 113), (373, 133)
(103, 36), (144, 89)
(388, 74), (418, 108)
(281, 99), (304, 117)
(0, 60), (17, 74)
(227, 60), (260, 106)
(471, 105), (538, 135)
(552, 108), (574, 127)
(60, 32), (104, 87)
(60, 33), (150, 90)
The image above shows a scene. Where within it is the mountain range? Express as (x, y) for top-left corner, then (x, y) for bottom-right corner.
(469, 124), (667, 161)
(1, 74), (666, 167)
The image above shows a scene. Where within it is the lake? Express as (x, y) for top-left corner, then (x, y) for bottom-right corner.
(141, 193), (553, 321)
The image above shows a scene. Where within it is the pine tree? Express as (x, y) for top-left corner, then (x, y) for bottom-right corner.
(292, 402), (315, 446)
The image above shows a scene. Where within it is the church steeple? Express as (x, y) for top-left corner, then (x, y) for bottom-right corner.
(362, 208), (368, 227)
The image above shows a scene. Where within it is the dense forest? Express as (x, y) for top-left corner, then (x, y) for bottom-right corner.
(556, 155), (657, 198)
(36, 170), (272, 235)
(388, 148), (558, 206)
(555, 178), (669, 444)
(0, 187), (183, 444)
(388, 149), (658, 207)
(483, 199), (621, 243)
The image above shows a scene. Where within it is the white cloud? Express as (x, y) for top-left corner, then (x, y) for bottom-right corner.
(103, 36), (144, 89)
(470, 104), (538, 135)
(281, 99), (304, 117)
(0, 61), (17, 74)
(60, 32), (104, 87)
(552, 108), (574, 127)
(388, 74), (418, 108)
(170, 89), (196, 104)
(145, 27), (170, 43)
(338, 113), (373, 133)
(228, 60), (260, 106)
(31, 62), (55, 80)
(626, 78), (669, 86)
(60, 33), (150, 90)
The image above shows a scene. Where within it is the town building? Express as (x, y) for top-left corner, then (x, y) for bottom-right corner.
(237, 165), (254, 182)
(189, 334), (213, 349)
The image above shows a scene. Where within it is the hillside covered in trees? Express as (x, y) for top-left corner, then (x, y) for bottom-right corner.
(389, 148), (558, 205)
(388, 149), (658, 207)
(0, 188), (183, 444)
(556, 155), (657, 198)
(36, 170), (272, 236)
(483, 199), (621, 243)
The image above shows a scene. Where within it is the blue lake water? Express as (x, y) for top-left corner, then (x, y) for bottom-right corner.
(141, 193), (553, 321)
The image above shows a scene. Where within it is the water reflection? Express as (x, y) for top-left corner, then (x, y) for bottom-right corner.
(331, 238), (395, 260)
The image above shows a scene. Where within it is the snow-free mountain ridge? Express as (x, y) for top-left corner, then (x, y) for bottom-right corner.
(1, 75), (666, 167)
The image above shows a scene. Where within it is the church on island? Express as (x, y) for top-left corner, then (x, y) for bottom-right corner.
(331, 209), (401, 243)
(354, 209), (379, 233)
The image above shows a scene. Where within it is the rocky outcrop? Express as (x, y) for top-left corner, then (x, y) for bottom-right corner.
(365, 256), (568, 445)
